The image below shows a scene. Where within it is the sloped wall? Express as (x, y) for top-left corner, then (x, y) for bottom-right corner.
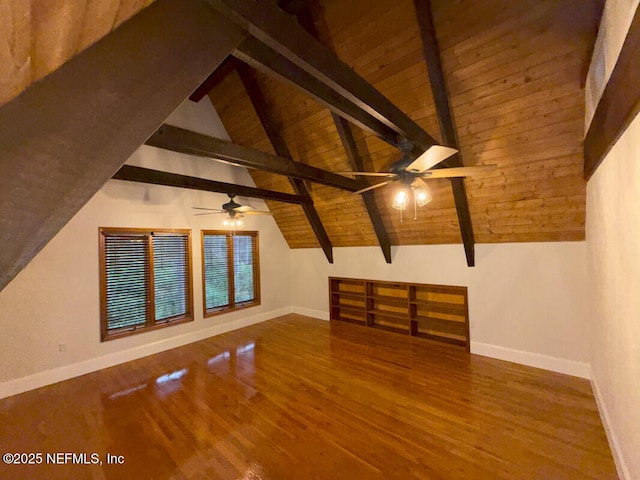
(0, 98), (291, 396)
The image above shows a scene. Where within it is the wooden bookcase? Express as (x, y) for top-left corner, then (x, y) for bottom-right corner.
(329, 277), (470, 351)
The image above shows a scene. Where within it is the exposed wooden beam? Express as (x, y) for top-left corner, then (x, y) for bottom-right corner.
(234, 38), (400, 147)
(414, 0), (475, 266)
(189, 55), (240, 102)
(205, 0), (439, 151)
(332, 114), (392, 263)
(237, 64), (334, 263)
(280, 2), (391, 263)
(113, 165), (308, 205)
(584, 4), (640, 180)
(145, 124), (361, 192)
(0, 0), (244, 292)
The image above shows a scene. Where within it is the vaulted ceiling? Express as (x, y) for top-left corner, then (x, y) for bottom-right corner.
(0, 0), (603, 290)
(206, 0), (602, 250)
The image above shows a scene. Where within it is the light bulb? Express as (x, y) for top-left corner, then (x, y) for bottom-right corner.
(223, 219), (229, 226)
(392, 189), (409, 210)
(236, 220), (242, 226)
(414, 187), (432, 207)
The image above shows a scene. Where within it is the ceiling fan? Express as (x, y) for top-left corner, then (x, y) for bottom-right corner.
(193, 194), (272, 227)
(338, 140), (495, 221)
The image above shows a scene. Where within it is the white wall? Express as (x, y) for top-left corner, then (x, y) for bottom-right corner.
(0, 98), (292, 396)
(291, 242), (591, 377)
(585, 1), (639, 478)
(587, 113), (640, 480)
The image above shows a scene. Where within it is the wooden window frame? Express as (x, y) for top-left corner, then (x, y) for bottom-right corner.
(201, 230), (261, 317)
(99, 227), (194, 341)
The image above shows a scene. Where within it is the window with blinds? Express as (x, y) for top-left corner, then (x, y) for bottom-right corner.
(201, 231), (260, 316)
(99, 228), (193, 341)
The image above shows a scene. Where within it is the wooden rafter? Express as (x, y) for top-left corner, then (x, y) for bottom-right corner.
(584, 4), (640, 180)
(333, 113), (392, 263)
(234, 38), (400, 147)
(277, 1), (392, 263)
(189, 55), (239, 102)
(205, 0), (439, 151)
(236, 63), (334, 263)
(0, 0), (244, 293)
(414, 0), (476, 267)
(145, 124), (360, 192)
(113, 165), (308, 205)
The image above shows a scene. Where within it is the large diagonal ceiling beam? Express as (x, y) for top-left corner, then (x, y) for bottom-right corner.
(146, 124), (360, 192)
(113, 166), (308, 205)
(236, 64), (334, 263)
(204, 0), (439, 152)
(414, 0), (476, 267)
(233, 38), (401, 148)
(333, 114), (393, 263)
(584, 4), (640, 180)
(280, 1), (392, 264)
(0, 0), (245, 292)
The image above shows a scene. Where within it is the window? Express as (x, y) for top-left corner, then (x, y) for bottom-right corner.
(99, 228), (193, 341)
(201, 231), (260, 316)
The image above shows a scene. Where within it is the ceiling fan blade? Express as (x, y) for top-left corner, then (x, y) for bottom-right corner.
(194, 212), (222, 216)
(421, 164), (497, 179)
(192, 207), (224, 212)
(354, 181), (389, 194)
(243, 211), (273, 215)
(334, 171), (395, 177)
(406, 145), (458, 173)
(233, 205), (255, 213)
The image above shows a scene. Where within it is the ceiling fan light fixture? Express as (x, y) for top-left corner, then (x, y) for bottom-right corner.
(414, 187), (432, 207)
(392, 189), (409, 210)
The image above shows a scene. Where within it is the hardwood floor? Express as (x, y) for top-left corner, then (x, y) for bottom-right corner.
(0, 314), (616, 479)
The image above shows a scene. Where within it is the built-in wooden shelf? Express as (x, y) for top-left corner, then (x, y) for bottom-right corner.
(329, 277), (470, 351)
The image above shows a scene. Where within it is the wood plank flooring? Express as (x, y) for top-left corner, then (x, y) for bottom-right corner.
(0, 314), (616, 479)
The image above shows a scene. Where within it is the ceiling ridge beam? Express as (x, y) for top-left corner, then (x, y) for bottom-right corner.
(205, 0), (439, 151)
(236, 63), (333, 263)
(414, 0), (476, 266)
(112, 165), (308, 204)
(145, 124), (360, 193)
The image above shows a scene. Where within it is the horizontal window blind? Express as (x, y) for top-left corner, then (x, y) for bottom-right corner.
(104, 234), (149, 331)
(153, 234), (190, 321)
(203, 234), (229, 311)
(100, 228), (192, 341)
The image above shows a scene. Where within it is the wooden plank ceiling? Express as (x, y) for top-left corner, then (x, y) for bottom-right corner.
(0, 0), (603, 265)
(208, 0), (602, 247)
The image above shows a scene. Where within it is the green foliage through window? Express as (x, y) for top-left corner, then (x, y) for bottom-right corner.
(202, 231), (259, 315)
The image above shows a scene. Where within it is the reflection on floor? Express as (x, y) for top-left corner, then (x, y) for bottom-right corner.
(0, 314), (616, 479)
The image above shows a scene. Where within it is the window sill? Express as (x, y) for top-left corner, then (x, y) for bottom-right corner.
(101, 315), (193, 342)
(204, 300), (261, 318)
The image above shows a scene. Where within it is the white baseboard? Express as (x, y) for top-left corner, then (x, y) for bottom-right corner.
(591, 374), (631, 480)
(0, 307), (291, 400)
(470, 341), (591, 379)
(290, 306), (329, 321)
